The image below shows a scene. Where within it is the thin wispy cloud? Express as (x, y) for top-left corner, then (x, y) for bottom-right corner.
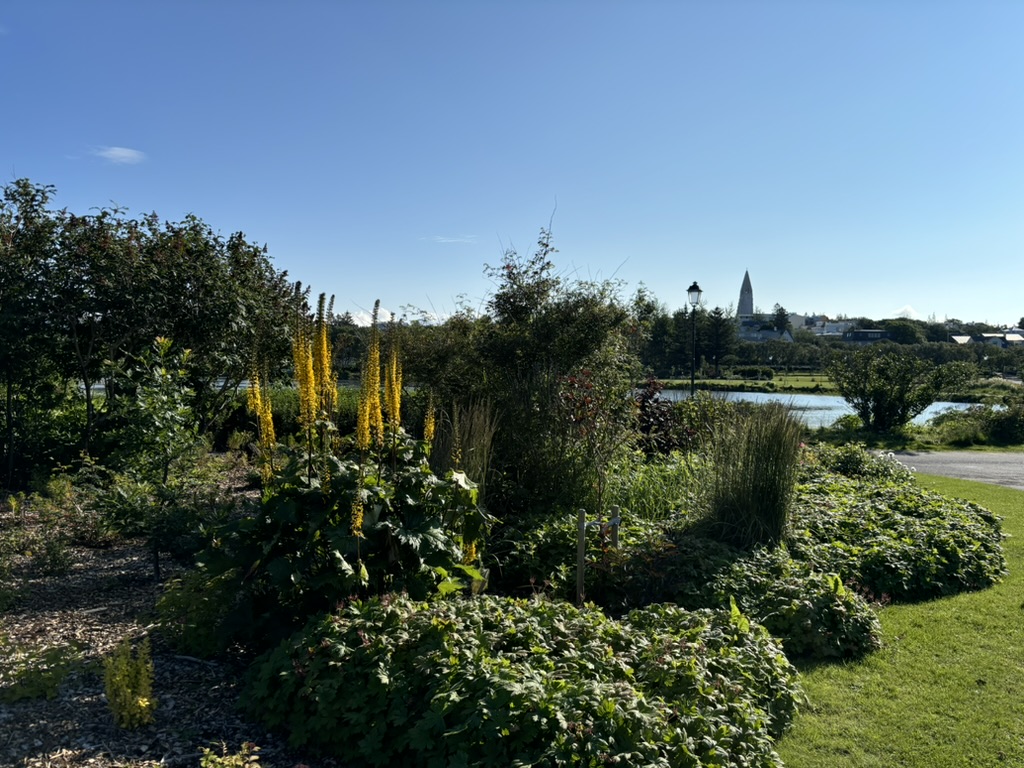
(350, 305), (399, 327)
(422, 234), (477, 244)
(93, 146), (146, 165)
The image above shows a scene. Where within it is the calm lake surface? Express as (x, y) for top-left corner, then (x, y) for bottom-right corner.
(659, 390), (972, 430)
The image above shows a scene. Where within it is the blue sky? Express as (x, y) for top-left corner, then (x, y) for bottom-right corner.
(3, 1), (1023, 326)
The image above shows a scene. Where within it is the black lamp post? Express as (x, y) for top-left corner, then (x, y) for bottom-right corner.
(687, 281), (702, 396)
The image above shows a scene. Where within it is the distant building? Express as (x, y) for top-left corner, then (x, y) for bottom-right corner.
(734, 271), (793, 342)
(979, 333), (1024, 348)
(842, 329), (892, 344)
(951, 331), (1022, 348)
(807, 319), (854, 337)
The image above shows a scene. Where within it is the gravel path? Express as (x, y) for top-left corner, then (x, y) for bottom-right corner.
(893, 450), (1024, 491)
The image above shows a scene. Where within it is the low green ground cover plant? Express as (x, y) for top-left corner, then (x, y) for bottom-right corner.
(792, 445), (1007, 601)
(244, 594), (801, 767)
(0, 636), (84, 702)
(612, 532), (883, 660)
(200, 742), (261, 768)
(778, 476), (1024, 768)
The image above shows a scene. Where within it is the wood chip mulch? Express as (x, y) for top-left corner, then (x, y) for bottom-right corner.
(0, 515), (347, 768)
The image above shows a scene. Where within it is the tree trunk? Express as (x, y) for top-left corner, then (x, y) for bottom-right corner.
(3, 376), (14, 489)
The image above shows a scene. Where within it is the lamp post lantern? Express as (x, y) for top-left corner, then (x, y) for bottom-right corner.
(687, 281), (702, 396)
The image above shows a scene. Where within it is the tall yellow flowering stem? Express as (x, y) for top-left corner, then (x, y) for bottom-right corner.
(384, 313), (404, 469)
(356, 301), (384, 454)
(293, 317), (317, 438)
(353, 300), (384, 570)
(423, 391), (436, 445)
(313, 294), (338, 427)
(247, 368), (276, 484)
(293, 293), (338, 482)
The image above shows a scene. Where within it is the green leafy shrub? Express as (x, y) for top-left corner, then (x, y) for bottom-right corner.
(701, 403), (804, 548)
(37, 469), (119, 548)
(668, 391), (738, 454)
(103, 637), (156, 729)
(734, 366), (775, 380)
(809, 442), (915, 482)
(909, 394), (1024, 447)
(486, 511), (580, 598)
(985, 393), (1024, 445)
(0, 494), (73, 576)
(97, 454), (241, 579)
(199, 742), (261, 767)
(929, 407), (988, 446)
(826, 413), (864, 438)
(244, 594), (800, 767)
(157, 569), (244, 658)
(180, 431), (486, 652)
(486, 508), (667, 604)
(489, 437), (1001, 662)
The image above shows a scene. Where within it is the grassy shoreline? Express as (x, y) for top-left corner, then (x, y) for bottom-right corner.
(661, 373), (838, 395)
(776, 474), (1024, 767)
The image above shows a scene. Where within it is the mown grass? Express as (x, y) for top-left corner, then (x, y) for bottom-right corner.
(777, 474), (1024, 768)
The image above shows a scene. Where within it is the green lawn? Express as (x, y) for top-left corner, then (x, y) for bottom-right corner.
(777, 475), (1024, 767)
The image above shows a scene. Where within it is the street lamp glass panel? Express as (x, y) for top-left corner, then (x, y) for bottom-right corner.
(687, 281), (702, 307)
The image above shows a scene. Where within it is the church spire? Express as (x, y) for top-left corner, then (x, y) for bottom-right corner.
(738, 270), (753, 319)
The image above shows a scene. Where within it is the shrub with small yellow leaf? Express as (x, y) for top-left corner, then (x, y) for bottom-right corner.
(103, 637), (156, 729)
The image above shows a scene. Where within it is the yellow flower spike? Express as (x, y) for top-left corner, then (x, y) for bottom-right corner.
(385, 344), (402, 430)
(365, 302), (384, 445)
(356, 378), (372, 452)
(247, 368), (276, 484)
(313, 293), (337, 421)
(351, 498), (365, 538)
(298, 326), (317, 432)
(423, 392), (436, 443)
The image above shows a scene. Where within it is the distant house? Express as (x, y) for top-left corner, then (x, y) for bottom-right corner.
(738, 325), (794, 343)
(842, 329), (891, 344)
(807, 319), (854, 337)
(979, 332), (1024, 348)
(950, 332), (1021, 348)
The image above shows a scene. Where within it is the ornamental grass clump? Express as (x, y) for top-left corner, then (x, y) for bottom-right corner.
(704, 403), (804, 549)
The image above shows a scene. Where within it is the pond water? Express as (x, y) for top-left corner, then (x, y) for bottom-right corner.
(658, 390), (973, 430)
